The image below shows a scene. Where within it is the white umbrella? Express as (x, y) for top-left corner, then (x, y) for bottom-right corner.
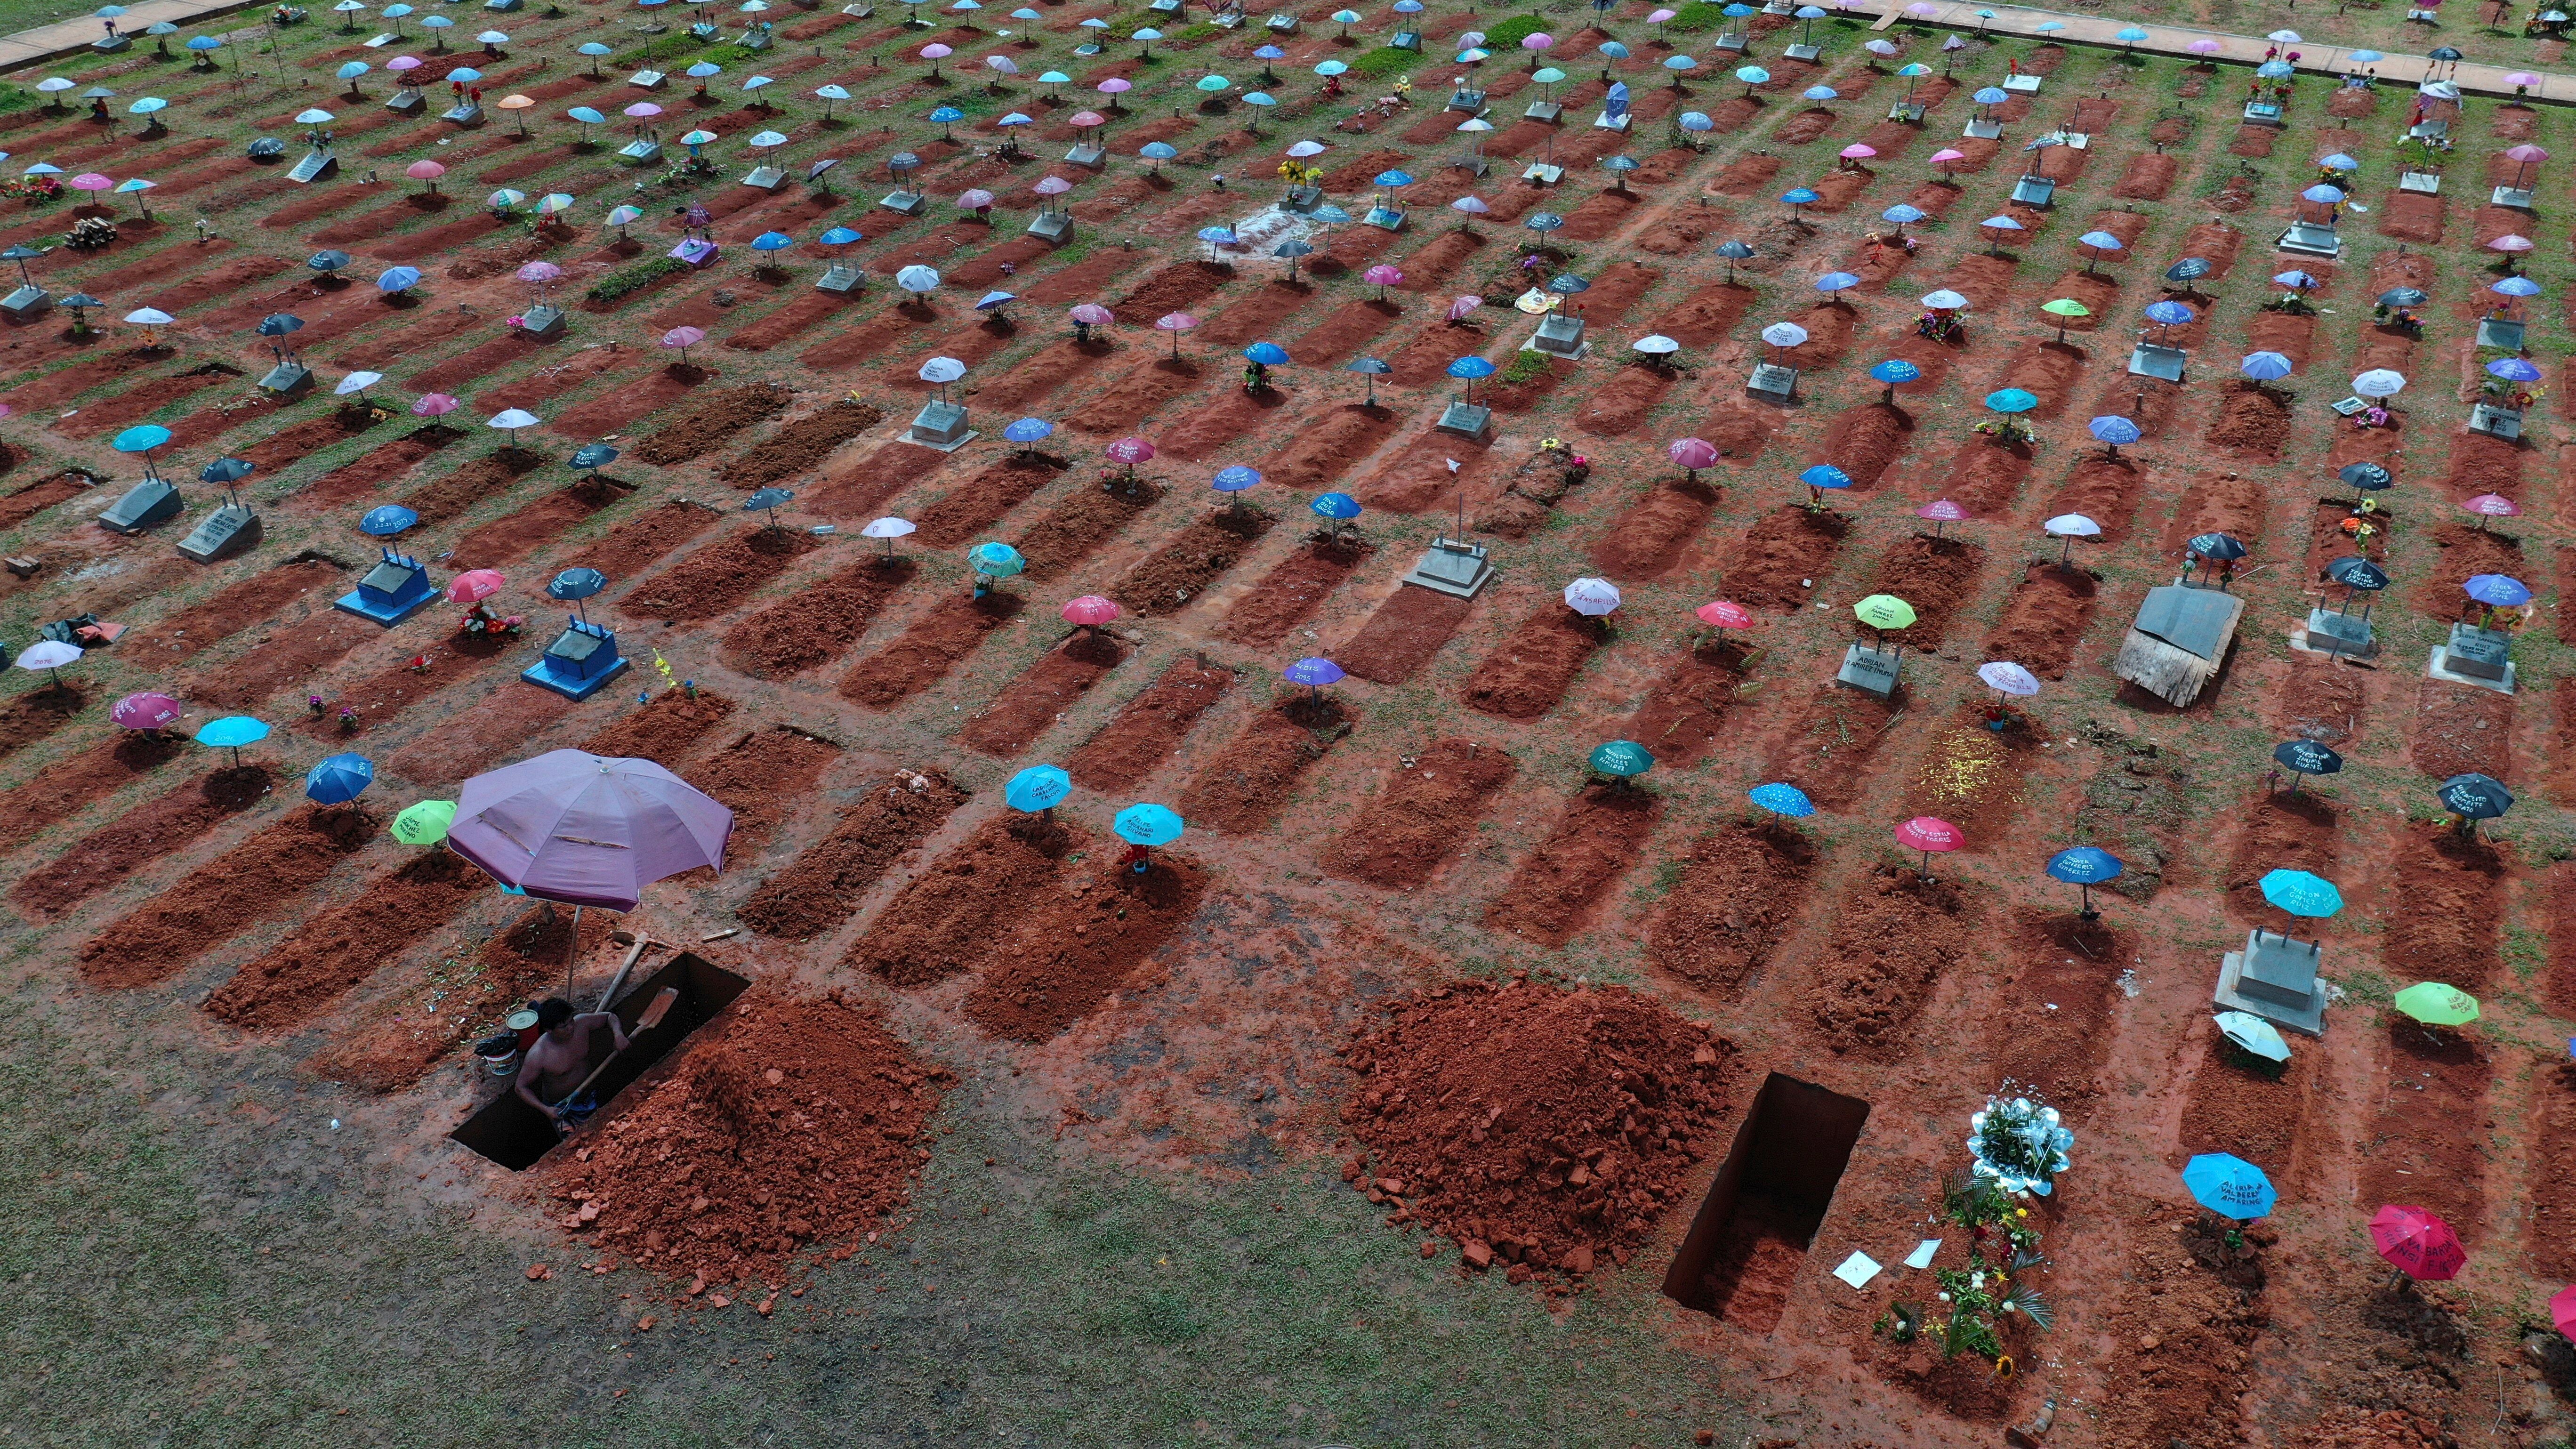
(1285, 139), (1326, 157)
(2043, 513), (2102, 538)
(1759, 321), (1808, 347)
(861, 516), (917, 539)
(294, 107), (336, 124)
(334, 370), (384, 395)
(917, 355), (967, 384)
(1562, 577), (1622, 616)
(16, 638), (81, 689)
(1631, 334), (1680, 355)
(2214, 1010), (2291, 1063)
(1975, 660), (2039, 696)
(122, 306), (173, 325)
(2352, 369), (2406, 398)
(1919, 289), (1969, 310)
(486, 408), (539, 445)
(895, 264), (940, 294)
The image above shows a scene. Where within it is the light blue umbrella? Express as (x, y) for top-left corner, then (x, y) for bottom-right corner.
(195, 715), (271, 766)
(2182, 1153), (2277, 1219)
(2301, 183), (2344, 204)
(336, 61), (368, 81)
(1005, 764), (1071, 813)
(112, 423), (172, 454)
(1868, 358), (1920, 397)
(1113, 802), (1185, 846)
(1983, 388), (2039, 414)
(305, 753), (376, 805)
(1373, 168), (1414, 187)
(1679, 111), (1713, 132)
(1804, 84), (1839, 101)
(1882, 203), (1927, 225)
(186, 34), (223, 51)
(1749, 782), (1813, 825)
(2348, 48), (2383, 62)
(446, 65), (483, 81)
(2464, 573), (2532, 608)
(2088, 415), (2141, 455)
(1447, 355), (1497, 379)
(820, 226), (863, 246)
(1003, 417), (1054, 444)
(1663, 55), (1698, 72)
(751, 231), (793, 253)
(2238, 351), (2294, 382)
(2258, 869), (2343, 921)
(2046, 844), (2122, 915)
(2318, 151), (2359, 170)
(361, 504), (419, 535)
(1243, 341), (1288, 365)
(1599, 40), (1628, 59)
(970, 540), (1025, 577)
(2256, 60), (2292, 78)
(2115, 25), (2148, 44)
(1781, 186), (1820, 213)
(1801, 463), (1852, 491)
(1815, 271), (1860, 292)
(377, 266), (423, 293)
(1314, 59), (1347, 76)
(2493, 275), (2543, 298)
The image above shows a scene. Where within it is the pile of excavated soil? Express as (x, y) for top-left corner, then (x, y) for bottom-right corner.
(1338, 976), (1740, 1289)
(552, 990), (951, 1288)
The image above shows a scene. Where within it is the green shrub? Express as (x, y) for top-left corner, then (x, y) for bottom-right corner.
(1663, 2), (1728, 32)
(1481, 14), (1549, 47)
(1348, 45), (1416, 78)
(585, 257), (687, 304)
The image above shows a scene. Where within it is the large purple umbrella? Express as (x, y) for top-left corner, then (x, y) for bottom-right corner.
(447, 749), (733, 912)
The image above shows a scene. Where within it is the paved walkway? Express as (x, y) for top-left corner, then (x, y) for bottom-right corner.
(1856, 0), (2571, 102)
(0, 0), (265, 73)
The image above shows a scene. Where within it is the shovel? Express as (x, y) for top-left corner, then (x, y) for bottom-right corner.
(551, 986), (677, 1127)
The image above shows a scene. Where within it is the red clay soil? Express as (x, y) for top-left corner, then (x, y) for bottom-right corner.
(2408, 523), (2520, 620)
(1983, 912), (2128, 1117)
(1016, 479), (1163, 580)
(1481, 784), (1661, 950)
(1338, 977), (1743, 1288)
(716, 400), (885, 490)
(0, 684), (89, 764)
(560, 499), (723, 581)
(380, 686), (575, 786)
(447, 477), (631, 571)
(313, 904), (618, 1094)
(907, 454), (1066, 548)
(78, 805), (375, 990)
(839, 592), (1026, 710)
(1724, 506), (1852, 611)
(1983, 564), (2099, 679)
(1646, 823), (1819, 999)
(9, 766), (274, 918)
(549, 990), (953, 1288)
(1220, 540), (1372, 646)
(1816, 402), (1917, 490)
(1625, 643), (1754, 769)
(845, 813), (1086, 986)
(721, 558), (915, 677)
(2088, 1208), (2272, 1449)
(959, 633), (1128, 757)
(2163, 469), (2268, 553)
(961, 853), (1213, 1042)
(686, 726), (844, 854)
(400, 446), (547, 525)
(0, 731), (185, 842)
(129, 559), (346, 664)
(2376, 825), (2505, 990)
(301, 425), (468, 506)
(2526, 1065), (2576, 1278)
(2178, 1021), (2320, 1193)
(1175, 695), (1352, 835)
(1462, 606), (1602, 721)
(1760, 683), (1908, 810)
(1860, 536), (1984, 649)
(619, 527), (821, 623)
(295, 630), (517, 739)
(1065, 656), (1234, 792)
(201, 848), (487, 1033)
(577, 691), (740, 769)
(2409, 681), (2512, 780)
(738, 770), (968, 941)
(1321, 739), (1516, 890)
(0, 469), (94, 529)
(2355, 1023), (2493, 1234)
(1588, 477), (1720, 578)
(2207, 381), (2292, 457)
(1798, 865), (1980, 1060)
(628, 382), (793, 466)
(1336, 585), (1475, 684)
(1111, 509), (1276, 617)
(179, 606), (397, 711)
(2043, 456), (2146, 544)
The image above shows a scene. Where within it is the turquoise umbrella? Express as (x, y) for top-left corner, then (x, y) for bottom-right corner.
(1114, 802), (1184, 845)
(1005, 764), (1071, 814)
(1984, 388), (2039, 413)
(194, 715), (271, 767)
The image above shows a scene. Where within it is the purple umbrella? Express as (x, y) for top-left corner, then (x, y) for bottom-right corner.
(448, 749), (733, 993)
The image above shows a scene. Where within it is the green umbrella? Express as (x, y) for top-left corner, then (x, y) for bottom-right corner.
(1852, 594), (1916, 633)
(2039, 296), (2089, 343)
(2391, 982), (2479, 1027)
(389, 798), (458, 845)
(1589, 740), (1654, 780)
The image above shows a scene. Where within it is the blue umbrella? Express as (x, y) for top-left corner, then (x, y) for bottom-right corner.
(2493, 275), (2543, 298)
(571, 443), (620, 470)
(2182, 1153), (2276, 1220)
(1599, 40), (1628, 59)
(2258, 869), (2343, 920)
(1113, 802), (1185, 846)
(970, 540), (1025, 579)
(2238, 351), (2293, 382)
(1815, 271), (1860, 292)
(187, 34), (223, 50)
(2439, 772), (2512, 822)
(2046, 845), (2124, 916)
(308, 249), (352, 273)
(2143, 299), (2194, 327)
(2115, 24), (2149, 42)
(1748, 782), (1813, 829)
(1522, 211), (1563, 232)
(305, 752), (375, 805)
(2488, 357), (2544, 383)
(2256, 60), (2292, 78)
(1973, 86), (2009, 105)
(195, 714), (270, 766)
(200, 457), (256, 485)
(2318, 152), (2359, 170)
(1881, 203), (1927, 225)
(2465, 573), (2532, 608)
(2349, 48), (2383, 61)
(1310, 491), (1362, 521)
(1212, 465), (1262, 492)
(1244, 341), (1289, 366)
(2088, 415), (2140, 454)
(751, 231), (794, 253)
(1781, 186), (1820, 212)
(1005, 764), (1071, 814)
(744, 487), (794, 529)
(2300, 183), (2344, 205)
(820, 225), (864, 246)
(1282, 656), (1343, 701)
(1003, 416), (1054, 444)
(377, 266), (423, 293)
(1373, 169), (1414, 188)
(1800, 463), (1851, 491)
(361, 504), (419, 535)
(1803, 85), (1837, 101)
(1983, 388), (2038, 414)
(547, 567), (608, 627)
(1868, 358), (1921, 392)
(1447, 355), (1497, 379)
(1679, 112), (1714, 132)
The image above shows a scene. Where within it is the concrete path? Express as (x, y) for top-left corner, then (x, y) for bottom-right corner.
(0, 0), (265, 74)
(1844, 0), (2568, 102)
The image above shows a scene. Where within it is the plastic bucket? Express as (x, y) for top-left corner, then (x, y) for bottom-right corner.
(475, 1033), (522, 1078)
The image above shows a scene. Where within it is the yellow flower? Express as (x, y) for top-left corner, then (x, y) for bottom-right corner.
(2015, 1208), (2028, 1218)
(1995, 1356), (2016, 1379)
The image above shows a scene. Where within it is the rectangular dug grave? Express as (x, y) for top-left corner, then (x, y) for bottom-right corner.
(450, 952), (750, 1172)
(1663, 1072), (1871, 1331)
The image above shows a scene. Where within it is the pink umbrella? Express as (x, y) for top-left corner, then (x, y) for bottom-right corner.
(111, 691), (183, 731)
(2370, 1205), (2466, 1281)
(920, 41), (953, 61)
(661, 325), (705, 362)
(69, 172), (113, 193)
(1106, 436), (1156, 465)
(1061, 595), (1122, 627)
(413, 392), (459, 417)
(446, 568), (506, 603)
(1930, 147), (1967, 176)
(1522, 31), (1553, 48)
(1033, 175), (1073, 196)
(516, 260), (561, 284)
(1667, 436), (1718, 471)
(2505, 71), (2542, 89)
(1894, 815), (1962, 878)
(1839, 143), (1876, 163)
(1068, 110), (1106, 128)
(958, 188), (995, 210)
(388, 54), (424, 71)
(1070, 302), (1113, 325)
(624, 101), (663, 118)
(447, 749), (734, 916)
(1362, 263), (1402, 299)
(2552, 1284), (2576, 1342)
(1695, 599), (1753, 629)
(1097, 77), (1131, 95)
(2505, 144), (2549, 189)
(1446, 294), (1482, 322)
(2462, 493), (2520, 529)
(406, 159), (446, 180)
(1916, 498), (1970, 538)
(1154, 310), (1196, 357)
(2186, 37), (2223, 55)
(2488, 233), (2535, 252)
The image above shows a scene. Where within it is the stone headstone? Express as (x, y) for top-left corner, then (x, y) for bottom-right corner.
(2128, 342), (2187, 382)
(1531, 313), (1586, 356)
(177, 503), (262, 563)
(1835, 642), (1900, 696)
(98, 479), (181, 534)
(2010, 175), (2056, 207)
(903, 399), (976, 451)
(1435, 400), (1489, 438)
(1402, 537), (1494, 598)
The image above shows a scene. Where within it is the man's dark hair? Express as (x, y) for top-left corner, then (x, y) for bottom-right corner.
(534, 998), (575, 1030)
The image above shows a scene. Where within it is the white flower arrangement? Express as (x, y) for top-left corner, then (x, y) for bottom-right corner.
(1965, 1092), (2072, 1197)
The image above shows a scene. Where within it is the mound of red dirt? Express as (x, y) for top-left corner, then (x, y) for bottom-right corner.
(552, 990), (951, 1288)
(1338, 977), (1741, 1289)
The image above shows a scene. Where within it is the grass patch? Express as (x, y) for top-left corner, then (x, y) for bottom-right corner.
(584, 256), (687, 303)
(1500, 349), (1554, 384)
(1661, 2), (1730, 33)
(1480, 14), (1550, 47)
(1348, 45), (1417, 79)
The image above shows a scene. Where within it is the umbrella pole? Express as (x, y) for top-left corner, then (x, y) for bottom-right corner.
(564, 904), (584, 999)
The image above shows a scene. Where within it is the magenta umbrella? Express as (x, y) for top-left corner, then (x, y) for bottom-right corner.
(69, 172), (114, 194)
(1667, 436), (1718, 475)
(112, 691), (183, 731)
(413, 392), (459, 418)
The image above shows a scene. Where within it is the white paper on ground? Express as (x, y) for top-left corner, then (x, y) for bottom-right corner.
(1905, 1239), (1941, 1270)
(1832, 1251), (1882, 1289)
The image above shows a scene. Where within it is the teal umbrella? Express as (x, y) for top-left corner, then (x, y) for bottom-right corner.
(1589, 740), (1653, 781)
